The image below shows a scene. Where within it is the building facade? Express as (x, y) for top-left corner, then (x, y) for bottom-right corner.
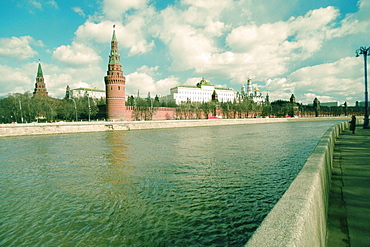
(104, 28), (126, 120)
(33, 62), (48, 97)
(68, 87), (105, 99)
(162, 78), (236, 104)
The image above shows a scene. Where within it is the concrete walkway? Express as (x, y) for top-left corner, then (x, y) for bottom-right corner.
(327, 126), (370, 246)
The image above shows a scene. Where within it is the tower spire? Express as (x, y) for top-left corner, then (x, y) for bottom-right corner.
(37, 60), (43, 78)
(112, 25), (117, 42)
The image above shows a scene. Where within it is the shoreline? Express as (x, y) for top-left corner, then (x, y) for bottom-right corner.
(0, 116), (350, 138)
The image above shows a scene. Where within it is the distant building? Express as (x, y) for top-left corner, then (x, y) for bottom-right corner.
(320, 102), (341, 107)
(356, 101), (369, 107)
(308, 101), (341, 107)
(33, 61), (48, 97)
(238, 78), (266, 103)
(68, 87), (105, 99)
(161, 78), (236, 104)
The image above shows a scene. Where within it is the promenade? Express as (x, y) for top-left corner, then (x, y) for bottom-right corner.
(0, 117), (349, 137)
(327, 126), (370, 246)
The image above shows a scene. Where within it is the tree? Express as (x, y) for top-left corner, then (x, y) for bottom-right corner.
(126, 95), (135, 106)
(200, 101), (216, 118)
(154, 95), (160, 107)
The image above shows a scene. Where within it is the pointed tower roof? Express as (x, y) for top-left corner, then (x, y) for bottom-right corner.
(108, 26), (121, 66)
(33, 61), (48, 97)
(290, 94), (296, 103)
(37, 61), (43, 78)
(112, 29), (117, 42)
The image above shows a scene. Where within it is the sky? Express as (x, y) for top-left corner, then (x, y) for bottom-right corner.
(0, 0), (369, 105)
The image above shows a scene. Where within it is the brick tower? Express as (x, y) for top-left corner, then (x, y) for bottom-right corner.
(33, 61), (48, 97)
(104, 27), (126, 120)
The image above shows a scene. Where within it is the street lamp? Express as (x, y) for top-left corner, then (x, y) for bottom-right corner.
(70, 98), (78, 122)
(18, 99), (23, 123)
(86, 92), (91, 122)
(356, 46), (370, 128)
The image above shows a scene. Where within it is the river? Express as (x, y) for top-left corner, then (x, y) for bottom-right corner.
(0, 120), (344, 246)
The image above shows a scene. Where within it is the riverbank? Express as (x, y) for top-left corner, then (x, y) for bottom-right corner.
(246, 120), (349, 246)
(0, 116), (350, 138)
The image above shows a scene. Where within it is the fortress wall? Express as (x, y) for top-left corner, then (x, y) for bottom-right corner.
(0, 117), (350, 138)
(245, 121), (349, 247)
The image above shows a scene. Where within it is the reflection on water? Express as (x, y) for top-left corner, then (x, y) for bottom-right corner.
(0, 121), (343, 246)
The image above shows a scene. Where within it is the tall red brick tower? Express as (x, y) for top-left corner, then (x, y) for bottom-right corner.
(33, 61), (48, 97)
(104, 27), (126, 120)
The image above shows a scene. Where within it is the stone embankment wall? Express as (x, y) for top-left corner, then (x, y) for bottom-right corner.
(246, 120), (351, 247)
(0, 117), (349, 137)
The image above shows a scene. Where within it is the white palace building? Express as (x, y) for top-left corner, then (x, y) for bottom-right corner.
(67, 86), (106, 99)
(161, 78), (236, 104)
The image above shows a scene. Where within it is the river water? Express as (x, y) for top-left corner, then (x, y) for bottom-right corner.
(0, 120), (343, 246)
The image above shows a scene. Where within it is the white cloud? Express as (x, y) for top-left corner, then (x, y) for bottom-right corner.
(0, 65), (32, 95)
(222, 6), (340, 81)
(75, 21), (114, 44)
(136, 65), (159, 76)
(52, 42), (101, 67)
(154, 76), (180, 95)
(329, 0), (370, 39)
(75, 20), (155, 55)
(0, 36), (40, 61)
(72, 7), (85, 17)
(47, 0), (58, 9)
(102, 0), (148, 20)
(155, 5), (225, 71)
(154, 2), (341, 85)
(126, 72), (156, 96)
(30, 1), (42, 10)
(266, 57), (364, 104)
(126, 71), (179, 97)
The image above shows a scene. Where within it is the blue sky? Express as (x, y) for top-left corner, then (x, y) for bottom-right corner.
(0, 0), (369, 104)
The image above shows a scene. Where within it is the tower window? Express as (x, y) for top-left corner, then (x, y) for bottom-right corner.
(118, 86), (120, 90)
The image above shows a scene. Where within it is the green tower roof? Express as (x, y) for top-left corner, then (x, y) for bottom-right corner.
(37, 62), (43, 78)
(112, 29), (117, 42)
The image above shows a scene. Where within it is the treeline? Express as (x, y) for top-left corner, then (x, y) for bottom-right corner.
(0, 92), (365, 123)
(126, 95), (177, 108)
(0, 92), (105, 123)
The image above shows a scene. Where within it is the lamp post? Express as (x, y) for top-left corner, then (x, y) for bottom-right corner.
(70, 98), (78, 122)
(86, 92), (91, 122)
(356, 46), (370, 128)
(18, 99), (23, 123)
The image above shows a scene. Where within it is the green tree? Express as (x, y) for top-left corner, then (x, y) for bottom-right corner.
(200, 101), (216, 118)
(126, 95), (135, 106)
